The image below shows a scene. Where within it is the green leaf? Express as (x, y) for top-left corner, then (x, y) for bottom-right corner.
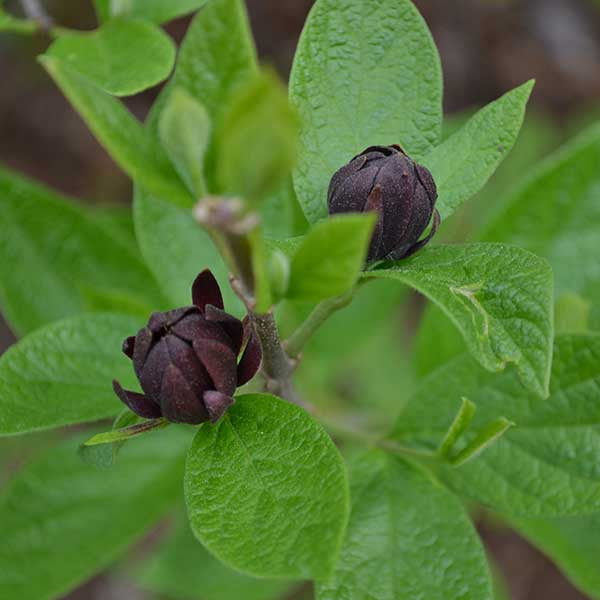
(413, 301), (466, 377)
(392, 334), (600, 516)
(135, 515), (296, 600)
(0, 313), (142, 436)
(287, 214), (375, 302)
(133, 191), (243, 315)
(106, 0), (208, 24)
(0, 166), (163, 335)
(509, 513), (600, 599)
(0, 428), (188, 600)
(39, 55), (191, 207)
(316, 450), (493, 600)
(449, 417), (514, 467)
(217, 69), (299, 203)
(48, 19), (175, 96)
(159, 87), (211, 197)
(290, 0), (442, 223)
(261, 178), (309, 239)
(437, 397), (476, 458)
(150, 0), (257, 191)
(423, 80), (534, 220)
(365, 243), (554, 398)
(481, 122), (600, 328)
(555, 292), (591, 334)
(185, 393), (350, 579)
(94, 0), (110, 22)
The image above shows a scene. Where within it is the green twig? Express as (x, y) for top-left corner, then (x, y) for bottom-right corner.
(83, 418), (169, 446)
(284, 289), (355, 358)
(318, 414), (437, 461)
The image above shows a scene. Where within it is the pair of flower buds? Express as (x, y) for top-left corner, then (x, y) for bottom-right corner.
(115, 146), (439, 424)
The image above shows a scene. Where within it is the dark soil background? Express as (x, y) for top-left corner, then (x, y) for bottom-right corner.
(1, 1), (599, 599)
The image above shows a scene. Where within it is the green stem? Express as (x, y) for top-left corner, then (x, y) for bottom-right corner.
(285, 289), (355, 357)
(83, 418), (169, 447)
(318, 414), (437, 461)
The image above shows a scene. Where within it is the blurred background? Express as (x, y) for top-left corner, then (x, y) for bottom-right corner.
(1, 1), (600, 599)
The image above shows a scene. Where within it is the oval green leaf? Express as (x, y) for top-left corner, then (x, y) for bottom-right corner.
(0, 428), (188, 600)
(0, 166), (163, 335)
(135, 515), (296, 600)
(49, 18), (176, 96)
(39, 55), (191, 207)
(365, 243), (554, 398)
(317, 450), (493, 600)
(393, 334), (600, 517)
(286, 213), (375, 302)
(0, 313), (142, 436)
(290, 0), (442, 222)
(184, 393), (350, 580)
(481, 122), (600, 328)
(424, 80), (534, 220)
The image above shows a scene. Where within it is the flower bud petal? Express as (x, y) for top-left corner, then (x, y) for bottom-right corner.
(328, 145), (439, 261)
(192, 269), (224, 313)
(328, 164), (380, 214)
(165, 334), (213, 398)
(112, 380), (161, 419)
(204, 305), (244, 356)
(203, 390), (235, 423)
(363, 184), (385, 262)
(115, 269), (261, 425)
(170, 313), (233, 351)
(122, 336), (136, 359)
(132, 327), (154, 379)
(193, 338), (237, 397)
(237, 328), (262, 386)
(160, 363), (209, 424)
(139, 338), (170, 403)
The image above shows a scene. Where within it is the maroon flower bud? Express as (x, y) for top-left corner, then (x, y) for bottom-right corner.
(113, 270), (262, 425)
(328, 145), (440, 262)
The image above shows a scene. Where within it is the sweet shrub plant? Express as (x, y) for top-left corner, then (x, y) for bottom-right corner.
(1, 1), (600, 599)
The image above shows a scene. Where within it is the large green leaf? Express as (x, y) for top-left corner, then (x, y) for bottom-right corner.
(0, 167), (163, 335)
(509, 513), (600, 599)
(0, 428), (188, 600)
(133, 191), (242, 314)
(317, 450), (492, 600)
(481, 123), (600, 327)
(286, 214), (375, 302)
(392, 334), (600, 517)
(424, 81), (534, 220)
(290, 0), (442, 223)
(0, 313), (142, 436)
(185, 394), (350, 580)
(97, 0), (208, 24)
(134, 515), (295, 600)
(365, 243), (554, 398)
(48, 19), (175, 96)
(217, 69), (299, 203)
(39, 55), (191, 207)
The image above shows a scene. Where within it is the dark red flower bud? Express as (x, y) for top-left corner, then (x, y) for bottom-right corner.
(113, 270), (262, 425)
(328, 145), (440, 262)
